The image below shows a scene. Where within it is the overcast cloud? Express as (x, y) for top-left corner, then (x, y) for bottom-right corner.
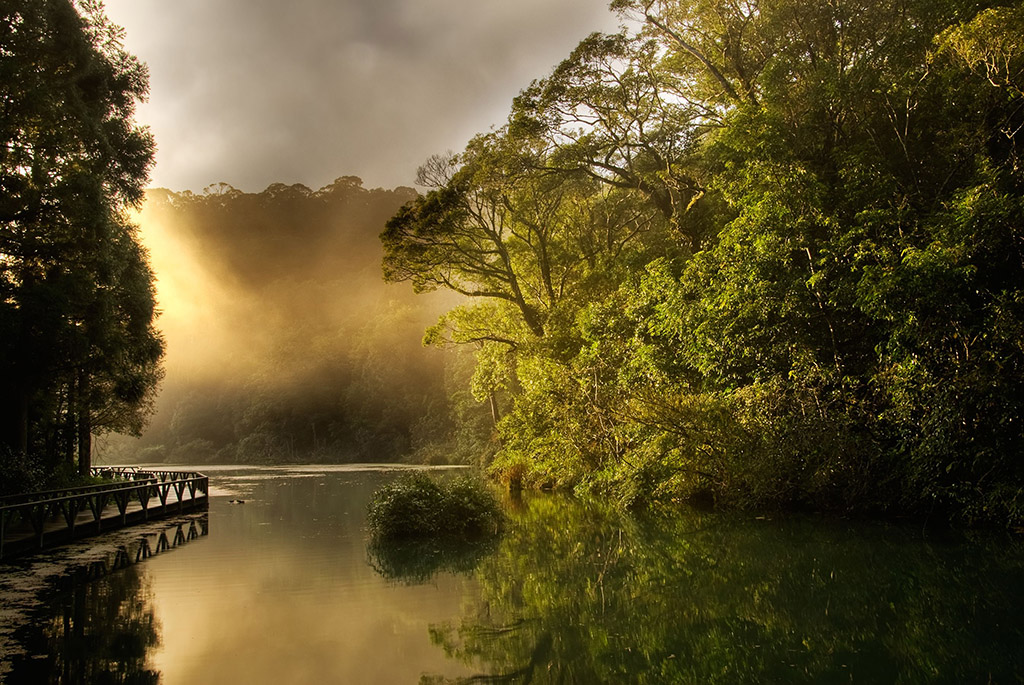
(102, 0), (622, 193)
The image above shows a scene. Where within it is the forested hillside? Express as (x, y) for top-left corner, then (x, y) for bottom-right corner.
(383, 0), (1024, 525)
(111, 179), (492, 465)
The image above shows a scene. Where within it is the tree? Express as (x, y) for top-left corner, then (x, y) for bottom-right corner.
(382, 125), (675, 458)
(388, 0), (1024, 524)
(0, 0), (160, 478)
(383, 127), (670, 341)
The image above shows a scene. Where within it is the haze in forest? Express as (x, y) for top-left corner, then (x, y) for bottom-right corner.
(101, 180), (482, 466)
(91, 1), (623, 467)
(136, 181), (414, 380)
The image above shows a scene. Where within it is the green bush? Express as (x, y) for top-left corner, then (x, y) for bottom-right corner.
(367, 473), (505, 540)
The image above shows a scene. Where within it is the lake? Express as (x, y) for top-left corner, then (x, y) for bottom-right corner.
(1, 464), (1022, 684)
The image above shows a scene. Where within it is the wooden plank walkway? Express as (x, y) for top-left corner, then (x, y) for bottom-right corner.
(0, 468), (209, 561)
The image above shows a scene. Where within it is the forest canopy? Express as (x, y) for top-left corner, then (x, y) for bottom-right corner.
(383, 0), (1024, 525)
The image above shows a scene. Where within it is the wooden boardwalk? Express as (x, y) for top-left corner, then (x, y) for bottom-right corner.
(0, 468), (209, 561)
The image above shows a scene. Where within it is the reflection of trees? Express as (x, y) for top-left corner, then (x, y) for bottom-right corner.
(425, 495), (1024, 684)
(368, 536), (500, 585)
(8, 564), (161, 684)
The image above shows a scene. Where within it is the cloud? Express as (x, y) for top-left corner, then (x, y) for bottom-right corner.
(103, 0), (621, 192)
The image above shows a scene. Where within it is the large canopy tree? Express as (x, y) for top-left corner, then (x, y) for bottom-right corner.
(386, 0), (1024, 524)
(510, 31), (717, 252)
(0, 0), (161, 482)
(381, 127), (673, 426)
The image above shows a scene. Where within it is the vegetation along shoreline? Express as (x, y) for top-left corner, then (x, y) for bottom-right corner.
(3, 0), (1023, 532)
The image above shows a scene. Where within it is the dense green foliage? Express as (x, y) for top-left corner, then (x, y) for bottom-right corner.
(0, 0), (161, 484)
(109, 180), (494, 465)
(383, 0), (1024, 525)
(367, 473), (505, 540)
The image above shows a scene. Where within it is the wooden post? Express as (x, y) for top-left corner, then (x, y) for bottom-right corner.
(30, 504), (46, 548)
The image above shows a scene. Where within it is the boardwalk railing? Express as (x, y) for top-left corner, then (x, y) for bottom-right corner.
(0, 468), (209, 561)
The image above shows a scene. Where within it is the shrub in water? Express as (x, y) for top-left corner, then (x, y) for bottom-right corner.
(367, 473), (504, 540)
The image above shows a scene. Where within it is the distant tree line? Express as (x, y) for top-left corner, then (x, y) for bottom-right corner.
(383, 0), (1024, 525)
(113, 180), (493, 466)
(1, 0), (162, 493)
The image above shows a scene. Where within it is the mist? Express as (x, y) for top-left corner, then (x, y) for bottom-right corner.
(100, 178), (481, 465)
(88, 0), (624, 464)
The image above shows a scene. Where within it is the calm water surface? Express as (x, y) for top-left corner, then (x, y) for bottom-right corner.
(1, 464), (1022, 684)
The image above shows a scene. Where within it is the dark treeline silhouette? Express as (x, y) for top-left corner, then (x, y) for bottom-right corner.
(0, 0), (161, 493)
(103, 179), (492, 465)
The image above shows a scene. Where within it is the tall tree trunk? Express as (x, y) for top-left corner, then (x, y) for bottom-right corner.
(77, 370), (92, 476)
(0, 388), (30, 456)
(488, 390), (501, 426)
(16, 392), (28, 456)
(65, 376), (77, 467)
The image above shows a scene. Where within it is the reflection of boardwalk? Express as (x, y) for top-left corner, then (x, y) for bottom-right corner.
(58, 515), (210, 586)
(0, 468), (209, 561)
(0, 512), (209, 680)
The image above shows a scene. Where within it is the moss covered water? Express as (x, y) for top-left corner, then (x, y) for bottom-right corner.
(1, 466), (1021, 683)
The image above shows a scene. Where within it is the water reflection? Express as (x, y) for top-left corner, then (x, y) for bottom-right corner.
(2, 515), (207, 684)
(3, 468), (1020, 684)
(9, 565), (159, 685)
(368, 537), (500, 585)
(125, 468), (478, 684)
(421, 494), (1024, 684)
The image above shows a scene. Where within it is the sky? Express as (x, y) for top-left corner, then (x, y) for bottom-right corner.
(101, 0), (623, 193)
